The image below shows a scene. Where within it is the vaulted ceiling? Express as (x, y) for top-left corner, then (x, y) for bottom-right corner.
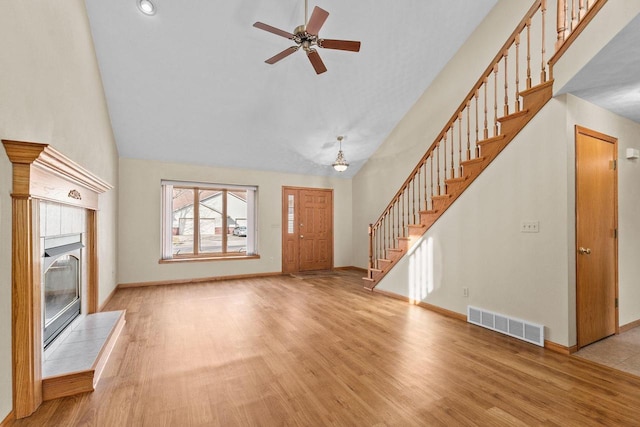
(84, 0), (498, 178)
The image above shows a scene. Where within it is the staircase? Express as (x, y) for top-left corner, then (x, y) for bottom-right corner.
(364, 0), (606, 290)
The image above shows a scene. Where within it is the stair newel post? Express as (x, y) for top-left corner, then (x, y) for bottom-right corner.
(493, 63), (499, 136)
(515, 33), (521, 112)
(540, 0), (547, 83)
(526, 18), (532, 89)
(503, 50), (509, 116)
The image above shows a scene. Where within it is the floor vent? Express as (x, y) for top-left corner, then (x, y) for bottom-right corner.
(467, 306), (544, 347)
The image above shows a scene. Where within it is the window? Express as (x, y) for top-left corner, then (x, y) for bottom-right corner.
(161, 180), (257, 260)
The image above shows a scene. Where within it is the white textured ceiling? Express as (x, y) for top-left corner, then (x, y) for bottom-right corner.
(84, 0), (497, 178)
(559, 13), (640, 125)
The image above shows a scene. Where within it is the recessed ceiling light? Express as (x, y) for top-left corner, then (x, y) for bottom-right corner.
(137, 0), (156, 16)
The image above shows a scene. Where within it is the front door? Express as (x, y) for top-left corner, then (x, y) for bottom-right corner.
(282, 187), (333, 273)
(575, 126), (618, 349)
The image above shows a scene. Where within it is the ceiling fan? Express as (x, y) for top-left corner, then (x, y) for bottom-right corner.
(253, 0), (361, 74)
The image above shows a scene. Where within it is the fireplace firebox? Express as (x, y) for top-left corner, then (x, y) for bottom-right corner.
(42, 234), (84, 348)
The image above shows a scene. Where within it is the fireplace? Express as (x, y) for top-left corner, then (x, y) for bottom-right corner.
(42, 233), (84, 348)
(3, 139), (114, 418)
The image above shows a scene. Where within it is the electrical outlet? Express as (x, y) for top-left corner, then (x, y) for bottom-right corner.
(520, 221), (539, 233)
(463, 287), (469, 297)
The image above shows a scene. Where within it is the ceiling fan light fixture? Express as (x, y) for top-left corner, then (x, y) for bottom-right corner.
(332, 136), (349, 172)
(137, 0), (156, 16)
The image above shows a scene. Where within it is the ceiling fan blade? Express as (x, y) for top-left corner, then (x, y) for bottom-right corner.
(253, 22), (294, 39)
(305, 6), (329, 36)
(265, 46), (299, 64)
(319, 39), (361, 52)
(307, 49), (327, 74)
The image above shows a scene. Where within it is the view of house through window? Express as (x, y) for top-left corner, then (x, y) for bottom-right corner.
(162, 181), (257, 259)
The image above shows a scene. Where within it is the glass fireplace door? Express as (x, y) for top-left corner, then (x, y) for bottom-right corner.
(43, 242), (82, 349)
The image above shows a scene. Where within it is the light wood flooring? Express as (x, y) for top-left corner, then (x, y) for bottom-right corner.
(8, 270), (640, 426)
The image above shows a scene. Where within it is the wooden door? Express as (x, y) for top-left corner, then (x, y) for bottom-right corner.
(282, 187), (333, 273)
(575, 126), (618, 349)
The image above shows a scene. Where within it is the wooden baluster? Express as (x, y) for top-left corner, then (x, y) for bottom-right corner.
(475, 89), (480, 156)
(571, 0), (578, 31)
(541, 0), (547, 83)
(579, 0), (586, 19)
(493, 64), (499, 136)
(424, 160), (428, 210)
(391, 204), (395, 246)
(458, 113), (463, 176)
(368, 223), (373, 273)
(401, 190), (405, 237)
(556, 0), (566, 50)
(483, 78), (489, 139)
(504, 49), (510, 116)
(430, 153), (434, 206)
(466, 101), (471, 161)
(412, 176), (416, 224)
(526, 18), (532, 88)
(436, 144), (441, 196)
(444, 132), (449, 181)
(515, 33), (521, 112)
(450, 127), (455, 180)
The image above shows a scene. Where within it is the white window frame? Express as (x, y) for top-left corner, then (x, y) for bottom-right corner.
(161, 180), (258, 261)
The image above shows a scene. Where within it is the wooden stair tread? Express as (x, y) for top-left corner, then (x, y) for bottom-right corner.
(497, 108), (529, 123)
(519, 80), (553, 96)
(445, 176), (468, 184)
(407, 224), (426, 229)
(419, 209), (438, 215)
(378, 258), (392, 263)
(477, 134), (506, 146)
(369, 268), (383, 273)
(431, 194), (452, 200)
(461, 156), (485, 166)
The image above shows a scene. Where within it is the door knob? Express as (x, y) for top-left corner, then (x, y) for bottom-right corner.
(578, 247), (591, 255)
(300, 235), (304, 239)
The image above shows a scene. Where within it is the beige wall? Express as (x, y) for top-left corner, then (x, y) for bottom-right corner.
(118, 158), (352, 285)
(352, 0), (536, 269)
(0, 0), (119, 420)
(375, 98), (572, 345)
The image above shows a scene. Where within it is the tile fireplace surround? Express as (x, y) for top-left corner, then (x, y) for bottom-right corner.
(2, 140), (119, 419)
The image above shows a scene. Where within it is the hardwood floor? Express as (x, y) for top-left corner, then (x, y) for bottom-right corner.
(8, 270), (640, 426)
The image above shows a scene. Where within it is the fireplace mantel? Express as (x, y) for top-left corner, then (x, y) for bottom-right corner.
(2, 140), (113, 418)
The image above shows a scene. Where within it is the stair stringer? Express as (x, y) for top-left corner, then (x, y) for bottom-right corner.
(363, 81), (553, 290)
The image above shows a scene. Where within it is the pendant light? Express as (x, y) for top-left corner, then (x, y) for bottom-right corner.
(332, 136), (349, 172)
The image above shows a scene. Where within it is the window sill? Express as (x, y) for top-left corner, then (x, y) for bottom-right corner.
(159, 254), (260, 264)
